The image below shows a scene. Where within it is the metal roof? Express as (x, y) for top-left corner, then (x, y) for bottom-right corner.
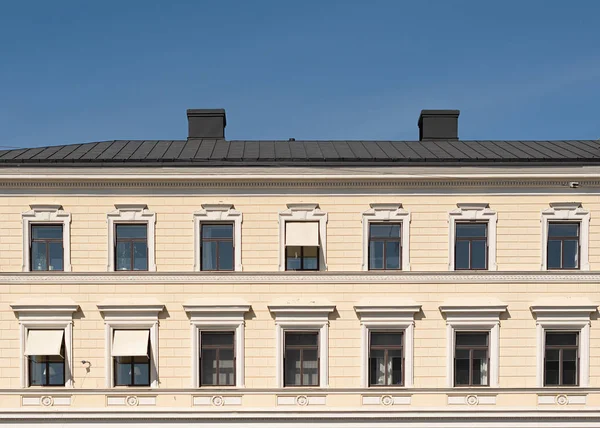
(0, 139), (598, 167)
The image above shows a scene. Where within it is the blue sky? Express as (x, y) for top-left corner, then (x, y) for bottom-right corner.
(0, 1), (599, 148)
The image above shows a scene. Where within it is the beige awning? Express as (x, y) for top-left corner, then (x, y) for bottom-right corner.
(112, 330), (149, 357)
(25, 330), (64, 356)
(285, 222), (319, 246)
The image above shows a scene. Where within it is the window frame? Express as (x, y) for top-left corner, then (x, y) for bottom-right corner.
(30, 224), (65, 272)
(113, 340), (151, 387)
(283, 331), (320, 387)
(546, 222), (581, 270)
(362, 203), (410, 271)
(544, 331), (579, 387)
(194, 205), (243, 272)
(454, 221), (488, 271)
(368, 330), (404, 387)
(114, 223), (149, 272)
(199, 331), (236, 387)
(26, 331), (67, 387)
(285, 245), (320, 271)
(200, 223), (235, 272)
(453, 331), (490, 387)
(368, 223), (402, 271)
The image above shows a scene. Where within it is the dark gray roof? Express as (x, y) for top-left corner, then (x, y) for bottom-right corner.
(0, 139), (599, 167)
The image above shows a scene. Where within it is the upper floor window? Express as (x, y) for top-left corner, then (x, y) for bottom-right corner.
(454, 332), (489, 386)
(455, 222), (487, 270)
(544, 331), (579, 386)
(285, 221), (320, 271)
(115, 224), (148, 271)
(284, 331), (319, 386)
(30, 225), (64, 271)
(547, 223), (580, 270)
(201, 224), (234, 271)
(369, 331), (403, 386)
(26, 330), (65, 386)
(369, 223), (401, 270)
(200, 331), (235, 386)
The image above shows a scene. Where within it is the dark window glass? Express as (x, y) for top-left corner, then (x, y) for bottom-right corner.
(30, 225), (64, 271)
(200, 332), (235, 386)
(547, 223), (580, 269)
(284, 332), (319, 386)
(369, 331), (403, 386)
(369, 223), (401, 270)
(286, 246), (319, 271)
(454, 332), (489, 386)
(201, 224), (234, 271)
(455, 223), (487, 270)
(115, 224), (148, 271)
(544, 332), (579, 386)
(28, 338), (65, 386)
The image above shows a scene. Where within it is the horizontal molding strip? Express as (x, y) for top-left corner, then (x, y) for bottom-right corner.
(0, 272), (599, 284)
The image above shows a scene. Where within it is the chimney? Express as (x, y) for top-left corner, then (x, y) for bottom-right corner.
(418, 110), (459, 141)
(187, 109), (226, 139)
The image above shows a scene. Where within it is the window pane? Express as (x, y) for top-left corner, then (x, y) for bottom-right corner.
(48, 242), (64, 271)
(218, 241), (234, 270)
(385, 241), (401, 269)
(456, 223), (487, 238)
(284, 348), (301, 386)
(546, 332), (578, 346)
(369, 241), (384, 269)
(201, 348), (217, 385)
(369, 349), (385, 385)
(302, 349), (319, 386)
(470, 239), (487, 269)
(202, 224), (233, 239)
(133, 241), (148, 271)
(31, 241), (48, 271)
(114, 358), (132, 385)
(548, 223), (579, 237)
(116, 224), (147, 239)
(202, 332), (235, 346)
(563, 358), (578, 385)
(544, 358), (560, 386)
(456, 332), (489, 347)
(472, 349), (488, 385)
(370, 224), (401, 238)
(547, 239), (562, 269)
(202, 241), (218, 270)
(562, 239), (579, 269)
(133, 361), (149, 386)
(455, 240), (470, 269)
(455, 356), (470, 385)
(286, 246), (302, 270)
(29, 358), (45, 386)
(115, 241), (131, 271)
(32, 225), (63, 240)
(219, 349), (235, 386)
(48, 361), (64, 385)
(286, 332), (319, 347)
(389, 349), (403, 385)
(371, 332), (403, 347)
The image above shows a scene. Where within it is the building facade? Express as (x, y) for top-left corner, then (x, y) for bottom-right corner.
(0, 109), (599, 426)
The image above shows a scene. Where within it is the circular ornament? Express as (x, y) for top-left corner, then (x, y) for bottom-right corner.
(40, 396), (54, 407)
(381, 395), (394, 406)
(211, 395), (224, 407)
(296, 395), (309, 406)
(556, 395), (568, 405)
(126, 395), (139, 407)
(466, 395), (479, 406)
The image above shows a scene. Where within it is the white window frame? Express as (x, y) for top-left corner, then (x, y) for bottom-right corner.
(440, 299), (507, 388)
(541, 202), (590, 271)
(448, 203), (497, 271)
(107, 204), (156, 272)
(278, 203), (328, 271)
(530, 298), (597, 387)
(193, 204), (243, 272)
(361, 203), (411, 271)
(97, 299), (164, 388)
(268, 300), (335, 388)
(354, 299), (421, 387)
(10, 298), (78, 388)
(22, 204), (72, 272)
(183, 299), (250, 388)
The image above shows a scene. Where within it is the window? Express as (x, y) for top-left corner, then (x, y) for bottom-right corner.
(30, 225), (64, 271)
(27, 330), (65, 386)
(286, 245), (319, 271)
(284, 332), (319, 387)
(455, 223), (487, 270)
(454, 332), (489, 386)
(369, 331), (403, 386)
(544, 332), (579, 386)
(278, 204), (328, 271)
(369, 223), (401, 270)
(200, 332), (235, 386)
(448, 203), (497, 271)
(115, 224), (148, 271)
(547, 223), (580, 270)
(22, 204), (71, 272)
(200, 224), (234, 271)
(112, 330), (151, 387)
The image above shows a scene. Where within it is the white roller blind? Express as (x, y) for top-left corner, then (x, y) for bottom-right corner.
(285, 222), (319, 247)
(25, 330), (64, 356)
(112, 330), (149, 357)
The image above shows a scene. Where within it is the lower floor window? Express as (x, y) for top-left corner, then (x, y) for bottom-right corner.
(454, 332), (489, 386)
(29, 354), (65, 386)
(369, 331), (403, 386)
(114, 356), (150, 386)
(284, 331), (319, 386)
(200, 331), (235, 386)
(545, 331), (579, 386)
(112, 329), (151, 387)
